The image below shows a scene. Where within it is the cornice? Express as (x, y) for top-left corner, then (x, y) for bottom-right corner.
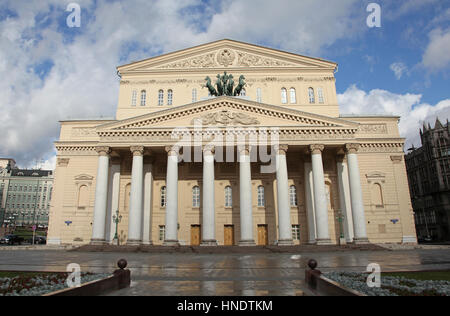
(97, 96), (358, 131)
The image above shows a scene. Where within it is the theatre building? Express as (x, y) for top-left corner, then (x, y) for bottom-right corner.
(47, 40), (417, 246)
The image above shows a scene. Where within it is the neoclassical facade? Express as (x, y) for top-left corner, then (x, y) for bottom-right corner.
(47, 40), (417, 246)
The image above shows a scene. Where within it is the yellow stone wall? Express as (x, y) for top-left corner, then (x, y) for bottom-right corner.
(47, 40), (417, 245)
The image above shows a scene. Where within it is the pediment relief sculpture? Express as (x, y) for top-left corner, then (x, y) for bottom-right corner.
(156, 49), (297, 69)
(191, 110), (260, 126)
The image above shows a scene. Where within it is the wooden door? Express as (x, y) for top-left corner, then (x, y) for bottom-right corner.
(257, 225), (268, 246)
(224, 225), (235, 246)
(191, 225), (201, 246)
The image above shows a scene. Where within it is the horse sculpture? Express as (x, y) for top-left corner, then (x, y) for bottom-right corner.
(204, 73), (246, 97)
(233, 75), (246, 96)
(205, 76), (218, 96)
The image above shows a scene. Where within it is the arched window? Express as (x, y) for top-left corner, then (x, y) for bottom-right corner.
(140, 90), (147, 106)
(158, 90), (164, 106)
(192, 186), (200, 208)
(131, 90), (137, 106)
(192, 88), (197, 103)
(308, 87), (315, 104)
(281, 88), (288, 104)
(371, 183), (384, 207)
(289, 185), (298, 207)
(257, 186), (265, 207)
(160, 186), (167, 207)
(240, 89), (246, 97)
(167, 89), (173, 105)
(256, 88), (262, 103)
(77, 185), (89, 208)
(290, 88), (297, 104)
(318, 87), (324, 104)
(225, 186), (232, 208)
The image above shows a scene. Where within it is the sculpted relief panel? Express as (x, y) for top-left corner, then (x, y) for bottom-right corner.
(191, 110), (260, 126)
(358, 124), (388, 134)
(156, 49), (297, 69)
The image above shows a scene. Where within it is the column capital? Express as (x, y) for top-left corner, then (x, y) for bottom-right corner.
(130, 146), (145, 156)
(96, 146), (111, 157)
(345, 143), (360, 154)
(309, 144), (325, 155)
(275, 144), (289, 155)
(238, 145), (251, 156)
(203, 145), (215, 155)
(165, 145), (181, 157)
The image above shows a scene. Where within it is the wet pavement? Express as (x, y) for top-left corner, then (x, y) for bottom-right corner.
(0, 249), (450, 296)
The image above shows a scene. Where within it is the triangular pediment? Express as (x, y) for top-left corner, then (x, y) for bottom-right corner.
(97, 97), (358, 132)
(118, 39), (337, 74)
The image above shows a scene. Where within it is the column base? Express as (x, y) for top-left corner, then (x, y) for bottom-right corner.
(315, 238), (333, 246)
(126, 239), (142, 246)
(239, 240), (256, 247)
(339, 238), (347, 245)
(277, 239), (294, 246)
(200, 240), (218, 247)
(308, 240), (317, 245)
(164, 240), (180, 246)
(90, 239), (107, 246)
(142, 241), (154, 246)
(353, 237), (370, 245)
(402, 236), (418, 244)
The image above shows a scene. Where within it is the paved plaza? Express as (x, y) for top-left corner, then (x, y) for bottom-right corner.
(0, 248), (450, 296)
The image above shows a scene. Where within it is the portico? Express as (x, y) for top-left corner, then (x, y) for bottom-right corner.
(89, 140), (368, 246)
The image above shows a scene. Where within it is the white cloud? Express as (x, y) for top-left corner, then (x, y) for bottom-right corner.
(0, 0), (368, 167)
(422, 28), (450, 72)
(338, 85), (450, 149)
(390, 62), (408, 80)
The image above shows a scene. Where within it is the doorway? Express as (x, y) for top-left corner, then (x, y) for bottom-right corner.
(191, 225), (201, 246)
(224, 225), (235, 246)
(257, 225), (268, 246)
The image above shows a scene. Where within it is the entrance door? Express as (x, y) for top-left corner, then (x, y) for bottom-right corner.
(224, 225), (235, 246)
(191, 225), (201, 246)
(257, 225), (268, 246)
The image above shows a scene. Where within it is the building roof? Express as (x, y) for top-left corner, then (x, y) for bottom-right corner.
(10, 169), (53, 177)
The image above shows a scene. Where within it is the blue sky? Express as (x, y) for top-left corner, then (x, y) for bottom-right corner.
(0, 0), (449, 168)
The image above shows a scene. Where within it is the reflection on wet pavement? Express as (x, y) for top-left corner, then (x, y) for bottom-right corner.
(0, 249), (449, 296)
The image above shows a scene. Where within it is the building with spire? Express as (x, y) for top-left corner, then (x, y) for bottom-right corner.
(405, 118), (450, 242)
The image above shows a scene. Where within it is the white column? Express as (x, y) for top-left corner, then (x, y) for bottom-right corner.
(164, 146), (180, 246)
(91, 147), (110, 244)
(142, 162), (154, 245)
(127, 146), (144, 245)
(239, 146), (255, 246)
(310, 145), (332, 245)
(276, 145), (293, 245)
(201, 145), (217, 246)
(346, 144), (369, 244)
(304, 162), (317, 244)
(106, 161), (121, 244)
(337, 157), (354, 244)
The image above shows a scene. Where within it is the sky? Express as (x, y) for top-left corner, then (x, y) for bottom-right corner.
(0, 0), (449, 170)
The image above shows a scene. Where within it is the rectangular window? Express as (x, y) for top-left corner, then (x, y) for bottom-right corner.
(131, 90), (137, 106)
(292, 225), (301, 241)
(256, 88), (262, 103)
(159, 226), (166, 242)
(318, 88), (324, 104)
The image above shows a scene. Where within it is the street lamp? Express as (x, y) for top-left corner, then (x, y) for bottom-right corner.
(112, 210), (122, 246)
(336, 210), (345, 242)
